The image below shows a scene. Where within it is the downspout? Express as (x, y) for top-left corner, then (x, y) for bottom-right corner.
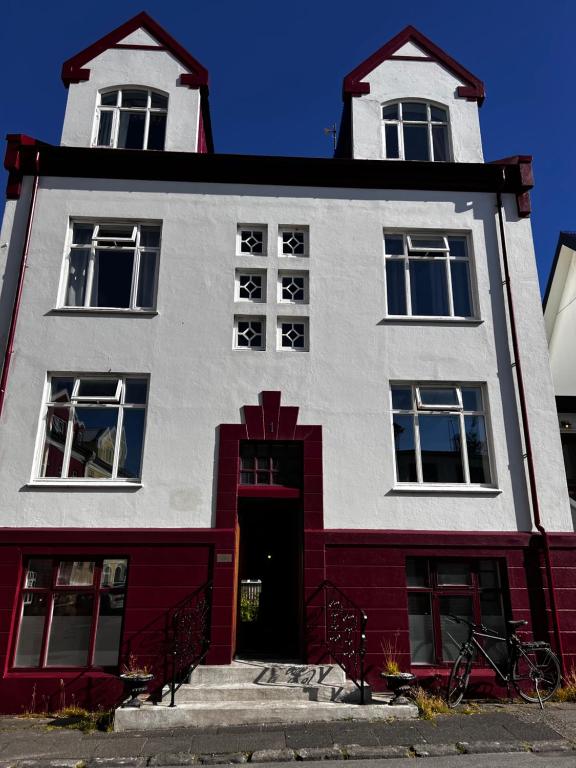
(0, 153), (40, 420)
(495, 191), (564, 672)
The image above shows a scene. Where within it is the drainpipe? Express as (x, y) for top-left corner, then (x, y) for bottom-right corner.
(0, 152), (40, 420)
(495, 192), (564, 672)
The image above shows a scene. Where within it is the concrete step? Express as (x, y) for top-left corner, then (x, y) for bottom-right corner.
(189, 661), (346, 687)
(115, 697), (418, 731)
(176, 679), (365, 704)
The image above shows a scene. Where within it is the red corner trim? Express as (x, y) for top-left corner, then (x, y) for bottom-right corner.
(4, 134), (40, 200)
(342, 25), (485, 104)
(491, 155), (534, 218)
(61, 11), (209, 89)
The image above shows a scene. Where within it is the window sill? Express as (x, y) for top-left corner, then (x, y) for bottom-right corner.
(381, 316), (483, 325)
(390, 484), (502, 495)
(49, 308), (158, 317)
(26, 481), (142, 489)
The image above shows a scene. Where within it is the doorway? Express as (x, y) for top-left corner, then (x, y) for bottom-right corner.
(236, 498), (303, 660)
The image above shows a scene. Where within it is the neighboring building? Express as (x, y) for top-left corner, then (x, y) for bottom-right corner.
(544, 233), (576, 515)
(0, 13), (574, 712)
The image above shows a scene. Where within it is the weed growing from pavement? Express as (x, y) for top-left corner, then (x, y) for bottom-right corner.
(412, 686), (451, 719)
(552, 667), (576, 702)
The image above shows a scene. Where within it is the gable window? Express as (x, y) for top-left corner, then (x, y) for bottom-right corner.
(37, 375), (148, 482)
(14, 558), (127, 668)
(382, 101), (450, 161)
(61, 222), (160, 310)
(94, 88), (168, 150)
(407, 558), (507, 665)
(384, 234), (473, 318)
(391, 384), (492, 485)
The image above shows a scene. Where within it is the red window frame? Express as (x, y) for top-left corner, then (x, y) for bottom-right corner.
(406, 557), (508, 666)
(12, 557), (128, 670)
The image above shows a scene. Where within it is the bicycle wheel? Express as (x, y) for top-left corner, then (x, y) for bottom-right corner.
(447, 652), (472, 707)
(512, 646), (561, 703)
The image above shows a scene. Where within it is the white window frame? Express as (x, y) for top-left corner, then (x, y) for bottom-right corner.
(277, 270), (309, 304)
(390, 383), (493, 487)
(92, 87), (168, 150)
(235, 269), (267, 303)
(383, 232), (475, 320)
(237, 225), (267, 257)
(33, 374), (149, 484)
(234, 316), (266, 351)
(381, 100), (451, 162)
(58, 220), (161, 312)
(278, 226), (309, 258)
(277, 317), (309, 352)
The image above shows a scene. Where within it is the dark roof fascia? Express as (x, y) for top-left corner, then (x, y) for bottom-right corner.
(342, 25), (485, 104)
(543, 232), (576, 310)
(5, 140), (532, 213)
(61, 11), (209, 90)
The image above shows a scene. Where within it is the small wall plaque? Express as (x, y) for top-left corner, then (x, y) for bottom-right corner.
(217, 553), (233, 564)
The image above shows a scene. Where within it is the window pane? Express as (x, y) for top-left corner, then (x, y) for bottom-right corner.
(419, 387), (459, 407)
(386, 260), (406, 314)
(430, 106), (447, 122)
(25, 559), (53, 589)
(393, 414), (417, 482)
(101, 559), (128, 588)
(410, 260), (449, 316)
(72, 224), (94, 245)
(136, 251), (157, 308)
(409, 236), (446, 250)
(403, 125), (429, 160)
(46, 593), (94, 666)
(100, 91), (118, 107)
(391, 386), (412, 410)
(92, 250), (134, 308)
(57, 561), (95, 586)
(147, 114), (166, 150)
(97, 111), (113, 147)
(150, 92), (168, 109)
(465, 415), (491, 483)
(121, 90), (148, 108)
(480, 590), (507, 664)
(66, 249), (89, 306)
(51, 378), (74, 401)
(96, 224), (135, 240)
(432, 124), (449, 161)
(93, 592), (125, 666)
(462, 387), (482, 411)
(382, 104), (399, 120)
(15, 593), (48, 667)
(76, 379), (119, 398)
(41, 406), (68, 478)
(439, 596), (473, 661)
(402, 102), (427, 121)
(70, 407), (118, 479)
(384, 235), (404, 256)
(139, 226), (161, 248)
(385, 124), (399, 159)
(450, 261), (472, 317)
(406, 558), (428, 587)
(117, 409), (146, 479)
(118, 112), (145, 149)
(437, 560), (471, 586)
(479, 560), (500, 589)
(125, 379), (148, 405)
(419, 414), (464, 483)
(448, 237), (467, 258)
(408, 593), (434, 663)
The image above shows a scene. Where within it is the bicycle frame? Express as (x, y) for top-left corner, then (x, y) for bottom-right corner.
(456, 627), (514, 682)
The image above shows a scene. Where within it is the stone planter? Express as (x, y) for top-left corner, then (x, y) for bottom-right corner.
(120, 673), (155, 708)
(381, 672), (417, 705)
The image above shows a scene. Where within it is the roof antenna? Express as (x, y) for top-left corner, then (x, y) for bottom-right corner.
(324, 123), (337, 153)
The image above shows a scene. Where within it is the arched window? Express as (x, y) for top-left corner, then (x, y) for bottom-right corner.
(382, 101), (450, 162)
(94, 88), (168, 150)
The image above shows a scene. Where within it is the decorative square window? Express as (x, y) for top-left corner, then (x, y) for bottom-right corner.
(94, 88), (168, 151)
(391, 384), (492, 485)
(406, 558), (506, 665)
(237, 226), (267, 256)
(14, 557), (128, 668)
(277, 317), (309, 351)
(279, 227), (309, 257)
(60, 221), (160, 311)
(384, 233), (474, 319)
(235, 269), (266, 302)
(278, 271), (308, 304)
(36, 375), (148, 482)
(235, 316), (265, 350)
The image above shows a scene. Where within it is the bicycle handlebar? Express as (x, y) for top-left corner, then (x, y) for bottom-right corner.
(447, 614), (488, 634)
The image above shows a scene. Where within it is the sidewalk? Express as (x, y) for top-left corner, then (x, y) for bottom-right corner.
(0, 703), (575, 766)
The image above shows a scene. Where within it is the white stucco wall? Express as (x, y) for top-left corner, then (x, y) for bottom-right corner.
(351, 57), (484, 163)
(60, 42), (201, 152)
(0, 178), (570, 533)
(546, 248), (576, 397)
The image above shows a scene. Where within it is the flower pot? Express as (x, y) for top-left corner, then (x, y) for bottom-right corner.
(120, 673), (155, 708)
(381, 672), (417, 705)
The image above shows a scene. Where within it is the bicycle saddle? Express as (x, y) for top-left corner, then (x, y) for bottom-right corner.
(507, 620), (528, 628)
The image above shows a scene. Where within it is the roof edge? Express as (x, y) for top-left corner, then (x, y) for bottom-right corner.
(543, 232), (576, 311)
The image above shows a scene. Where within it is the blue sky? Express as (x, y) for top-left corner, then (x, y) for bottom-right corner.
(2, 0), (574, 293)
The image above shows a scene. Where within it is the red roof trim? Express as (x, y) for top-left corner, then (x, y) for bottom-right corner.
(343, 25), (485, 104)
(61, 11), (209, 89)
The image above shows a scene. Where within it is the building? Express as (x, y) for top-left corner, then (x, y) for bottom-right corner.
(0, 13), (574, 713)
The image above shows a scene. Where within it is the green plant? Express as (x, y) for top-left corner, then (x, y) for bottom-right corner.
(240, 595), (259, 623)
(49, 706), (114, 733)
(552, 666), (576, 702)
(412, 686), (451, 720)
(381, 636), (402, 675)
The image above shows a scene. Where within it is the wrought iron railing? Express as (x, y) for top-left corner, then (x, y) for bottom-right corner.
(319, 579), (368, 704)
(167, 580), (213, 707)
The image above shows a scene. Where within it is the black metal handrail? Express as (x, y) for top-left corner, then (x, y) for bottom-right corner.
(168, 580), (213, 707)
(319, 579), (368, 704)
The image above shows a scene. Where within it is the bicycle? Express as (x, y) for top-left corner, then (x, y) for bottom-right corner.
(445, 615), (561, 709)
